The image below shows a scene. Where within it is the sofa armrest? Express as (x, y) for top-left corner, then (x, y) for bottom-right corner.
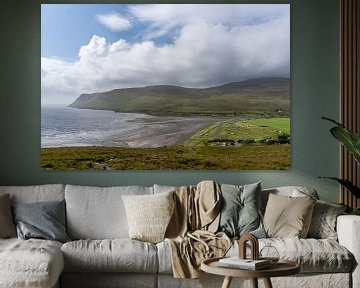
(337, 215), (360, 288)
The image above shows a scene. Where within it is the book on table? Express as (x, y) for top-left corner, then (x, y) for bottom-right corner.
(218, 257), (271, 270)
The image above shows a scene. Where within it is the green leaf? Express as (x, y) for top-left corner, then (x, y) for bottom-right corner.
(330, 127), (360, 165)
(322, 116), (344, 127)
(351, 208), (360, 215)
(319, 177), (360, 198)
(322, 117), (360, 165)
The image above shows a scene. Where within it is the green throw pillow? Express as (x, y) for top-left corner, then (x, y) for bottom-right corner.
(218, 182), (266, 238)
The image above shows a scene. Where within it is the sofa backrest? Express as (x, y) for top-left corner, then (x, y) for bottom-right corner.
(0, 184), (65, 204)
(153, 184), (176, 194)
(261, 186), (319, 212)
(0, 183), (320, 240)
(65, 184), (153, 240)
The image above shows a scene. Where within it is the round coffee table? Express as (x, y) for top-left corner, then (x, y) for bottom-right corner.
(201, 257), (300, 288)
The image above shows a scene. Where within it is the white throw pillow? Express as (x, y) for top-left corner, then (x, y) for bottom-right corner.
(122, 191), (175, 243)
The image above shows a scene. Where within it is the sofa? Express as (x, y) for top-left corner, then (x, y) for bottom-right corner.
(0, 183), (359, 288)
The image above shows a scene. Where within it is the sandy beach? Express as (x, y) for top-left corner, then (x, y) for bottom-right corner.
(108, 115), (226, 148)
(41, 106), (228, 148)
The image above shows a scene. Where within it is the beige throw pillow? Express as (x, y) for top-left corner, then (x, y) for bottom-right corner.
(122, 191), (175, 243)
(0, 194), (17, 238)
(263, 193), (316, 238)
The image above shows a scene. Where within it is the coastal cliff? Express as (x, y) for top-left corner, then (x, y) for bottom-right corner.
(69, 77), (290, 117)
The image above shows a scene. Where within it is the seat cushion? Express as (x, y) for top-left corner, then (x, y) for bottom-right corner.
(156, 240), (173, 274)
(0, 238), (64, 288)
(157, 238), (354, 274)
(229, 238), (354, 273)
(62, 239), (158, 273)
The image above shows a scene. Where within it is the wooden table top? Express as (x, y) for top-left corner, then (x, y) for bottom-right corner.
(201, 257), (300, 278)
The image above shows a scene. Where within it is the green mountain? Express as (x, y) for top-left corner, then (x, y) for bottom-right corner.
(69, 77), (290, 117)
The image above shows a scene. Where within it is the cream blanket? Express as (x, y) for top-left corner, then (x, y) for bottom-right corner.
(165, 181), (231, 278)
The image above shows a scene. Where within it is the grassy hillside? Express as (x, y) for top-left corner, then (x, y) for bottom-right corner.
(69, 77), (290, 117)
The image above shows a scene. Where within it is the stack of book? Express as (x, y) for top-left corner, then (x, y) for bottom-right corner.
(218, 257), (271, 270)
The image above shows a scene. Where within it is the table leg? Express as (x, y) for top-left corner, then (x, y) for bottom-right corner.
(251, 278), (258, 288)
(222, 276), (233, 288)
(263, 277), (273, 288)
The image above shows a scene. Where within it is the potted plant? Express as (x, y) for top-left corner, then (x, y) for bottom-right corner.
(320, 117), (360, 215)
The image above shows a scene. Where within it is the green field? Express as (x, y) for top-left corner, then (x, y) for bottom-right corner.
(184, 117), (290, 147)
(244, 118), (290, 134)
(41, 144), (290, 170)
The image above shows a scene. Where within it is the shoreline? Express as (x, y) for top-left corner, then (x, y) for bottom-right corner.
(42, 115), (229, 148)
(115, 116), (229, 148)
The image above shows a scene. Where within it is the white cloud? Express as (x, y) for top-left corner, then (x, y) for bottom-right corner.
(96, 12), (131, 32)
(129, 4), (288, 40)
(41, 4), (290, 105)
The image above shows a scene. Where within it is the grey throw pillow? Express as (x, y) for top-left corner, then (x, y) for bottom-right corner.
(307, 200), (347, 240)
(0, 194), (16, 238)
(12, 200), (70, 243)
(218, 182), (266, 238)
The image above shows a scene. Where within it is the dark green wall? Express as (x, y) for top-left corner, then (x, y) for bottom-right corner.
(0, 0), (340, 202)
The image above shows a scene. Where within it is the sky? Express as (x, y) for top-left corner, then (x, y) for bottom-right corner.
(41, 4), (290, 105)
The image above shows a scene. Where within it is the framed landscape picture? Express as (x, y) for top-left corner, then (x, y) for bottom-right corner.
(41, 4), (290, 170)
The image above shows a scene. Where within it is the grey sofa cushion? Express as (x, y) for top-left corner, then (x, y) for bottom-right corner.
(0, 184), (65, 204)
(65, 185), (153, 239)
(62, 239), (158, 273)
(12, 200), (70, 243)
(0, 238), (64, 288)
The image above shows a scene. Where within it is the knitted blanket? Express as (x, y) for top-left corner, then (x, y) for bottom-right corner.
(165, 180), (231, 278)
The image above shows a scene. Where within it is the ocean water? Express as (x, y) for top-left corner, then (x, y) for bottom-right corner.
(41, 105), (151, 147)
